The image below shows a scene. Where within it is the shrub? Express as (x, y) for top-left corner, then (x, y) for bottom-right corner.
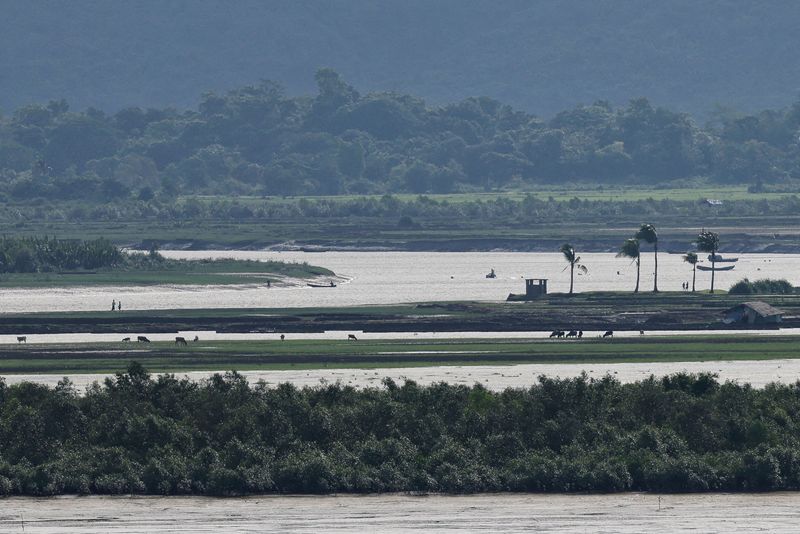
(729, 278), (794, 295)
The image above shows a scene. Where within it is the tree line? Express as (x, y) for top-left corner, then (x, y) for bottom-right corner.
(4, 194), (800, 229)
(562, 225), (724, 294)
(0, 236), (123, 273)
(2, 364), (800, 495)
(2, 69), (800, 201)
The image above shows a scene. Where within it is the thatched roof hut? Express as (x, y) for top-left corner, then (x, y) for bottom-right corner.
(723, 301), (784, 325)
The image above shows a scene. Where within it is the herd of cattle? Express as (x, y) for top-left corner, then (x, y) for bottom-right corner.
(549, 330), (618, 338)
(13, 331), (636, 344)
(119, 335), (199, 344)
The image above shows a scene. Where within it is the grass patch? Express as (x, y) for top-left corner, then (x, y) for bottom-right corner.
(0, 259), (333, 288)
(1, 335), (798, 375)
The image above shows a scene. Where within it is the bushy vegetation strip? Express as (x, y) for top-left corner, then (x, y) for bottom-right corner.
(1, 365), (800, 495)
(0, 236), (330, 283)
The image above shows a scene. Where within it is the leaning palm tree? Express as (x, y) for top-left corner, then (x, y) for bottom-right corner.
(560, 243), (587, 295)
(683, 251), (698, 292)
(616, 238), (641, 293)
(696, 230), (720, 293)
(635, 223), (659, 293)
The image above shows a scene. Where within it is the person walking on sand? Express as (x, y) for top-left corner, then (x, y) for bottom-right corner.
(112, 299), (116, 311)
(118, 301), (122, 311)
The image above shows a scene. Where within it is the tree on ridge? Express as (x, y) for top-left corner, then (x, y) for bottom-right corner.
(635, 223), (659, 293)
(560, 243), (587, 295)
(617, 238), (641, 293)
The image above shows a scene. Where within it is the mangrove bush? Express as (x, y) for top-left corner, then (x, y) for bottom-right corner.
(2, 364), (800, 495)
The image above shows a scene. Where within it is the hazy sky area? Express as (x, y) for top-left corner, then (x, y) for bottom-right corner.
(2, 0), (799, 116)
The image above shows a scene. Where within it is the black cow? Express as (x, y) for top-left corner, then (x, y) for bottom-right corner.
(16, 336), (26, 343)
(175, 337), (188, 346)
(137, 336), (150, 343)
(566, 330), (578, 338)
(602, 330), (614, 338)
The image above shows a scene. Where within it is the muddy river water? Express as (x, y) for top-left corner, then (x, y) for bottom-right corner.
(1, 493), (799, 532)
(0, 250), (794, 313)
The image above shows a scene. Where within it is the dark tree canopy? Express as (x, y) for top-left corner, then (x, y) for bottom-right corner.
(2, 71), (800, 201)
(2, 367), (800, 495)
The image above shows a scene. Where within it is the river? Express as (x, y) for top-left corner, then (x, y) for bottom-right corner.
(0, 251), (793, 313)
(1, 493), (799, 533)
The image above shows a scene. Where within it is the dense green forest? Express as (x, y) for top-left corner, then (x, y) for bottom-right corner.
(2, 365), (800, 495)
(0, 237), (123, 273)
(4, 1), (800, 115)
(2, 70), (800, 200)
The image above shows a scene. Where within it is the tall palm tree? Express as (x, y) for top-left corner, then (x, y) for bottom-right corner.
(560, 243), (587, 295)
(635, 223), (659, 293)
(616, 238), (641, 293)
(696, 230), (720, 293)
(683, 252), (698, 292)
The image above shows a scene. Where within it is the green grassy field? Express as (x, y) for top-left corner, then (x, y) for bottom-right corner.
(0, 335), (796, 375)
(0, 259), (333, 288)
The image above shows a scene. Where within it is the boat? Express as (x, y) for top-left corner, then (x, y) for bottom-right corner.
(697, 264), (735, 271)
(485, 269), (496, 279)
(708, 254), (738, 263)
(308, 281), (337, 288)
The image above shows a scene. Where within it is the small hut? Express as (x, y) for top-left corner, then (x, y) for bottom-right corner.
(723, 301), (783, 325)
(507, 278), (548, 301)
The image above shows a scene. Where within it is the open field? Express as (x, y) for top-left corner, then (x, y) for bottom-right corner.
(0, 334), (798, 375)
(4, 188), (800, 252)
(1, 292), (798, 334)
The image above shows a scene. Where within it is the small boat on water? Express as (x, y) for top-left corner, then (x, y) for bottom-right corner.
(708, 254), (738, 263)
(308, 281), (337, 288)
(697, 264), (736, 271)
(486, 269), (496, 279)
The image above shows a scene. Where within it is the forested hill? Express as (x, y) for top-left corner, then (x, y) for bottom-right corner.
(3, 0), (800, 116)
(2, 70), (800, 199)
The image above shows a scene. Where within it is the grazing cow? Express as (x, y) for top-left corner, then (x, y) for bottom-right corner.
(639, 330), (645, 335)
(602, 330), (614, 338)
(175, 337), (188, 346)
(121, 337), (131, 342)
(16, 336), (26, 343)
(566, 330), (577, 338)
(348, 334), (358, 341)
(137, 336), (150, 343)
(549, 330), (560, 338)
(280, 334), (285, 341)
(578, 331), (583, 338)
(556, 330), (565, 338)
